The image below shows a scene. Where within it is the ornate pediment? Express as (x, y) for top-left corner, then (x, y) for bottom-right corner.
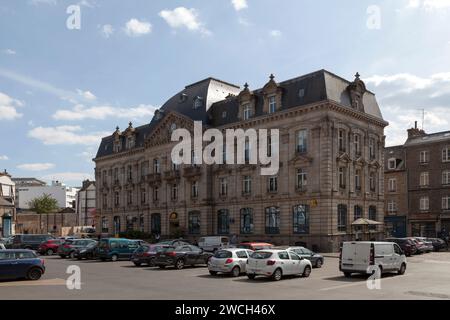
(336, 152), (351, 163)
(289, 154), (313, 165)
(347, 72), (366, 112)
(262, 74), (281, 95)
(145, 111), (194, 148)
(353, 156), (366, 166)
(368, 159), (381, 169)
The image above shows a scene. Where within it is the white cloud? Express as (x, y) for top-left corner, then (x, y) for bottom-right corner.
(365, 72), (450, 146)
(0, 155), (8, 161)
(40, 172), (94, 185)
(17, 163), (55, 171)
(231, 0), (248, 11)
(28, 126), (108, 146)
(238, 17), (251, 26)
(52, 104), (157, 121)
(0, 92), (24, 120)
(100, 24), (114, 38)
(124, 19), (152, 37)
(159, 7), (211, 36)
(76, 89), (96, 101)
(2, 49), (16, 55)
(269, 30), (282, 37)
(407, 0), (450, 9)
(29, 0), (57, 5)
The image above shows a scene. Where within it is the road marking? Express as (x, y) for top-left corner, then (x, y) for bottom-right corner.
(0, 278), (67, 287)
(406, 291), (450, 299)
(319, 274), (413, 291)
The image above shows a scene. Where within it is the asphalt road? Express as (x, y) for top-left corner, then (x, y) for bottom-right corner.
(1, 252), (450, 300)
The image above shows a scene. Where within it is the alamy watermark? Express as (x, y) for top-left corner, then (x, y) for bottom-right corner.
(66, 265), (81, 290)
(171, 121), (279, 176)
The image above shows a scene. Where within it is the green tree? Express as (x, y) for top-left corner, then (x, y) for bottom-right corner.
(28, 194), (59, 214)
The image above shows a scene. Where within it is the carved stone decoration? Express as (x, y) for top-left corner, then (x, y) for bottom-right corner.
(347, 72), (366, 112)
(262, 74), (283, 114)
(145, 111), (194, 148)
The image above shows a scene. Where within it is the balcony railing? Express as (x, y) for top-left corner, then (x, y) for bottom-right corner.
(147, 173), (162, 184)
(183, 166), (202, 178)
(164, 170), (180, 181)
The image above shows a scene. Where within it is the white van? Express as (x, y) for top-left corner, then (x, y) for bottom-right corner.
(198, 236), (230, 252)
(340, 241), (407, 277)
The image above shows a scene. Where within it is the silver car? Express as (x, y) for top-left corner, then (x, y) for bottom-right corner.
(208, 248), (253, 277)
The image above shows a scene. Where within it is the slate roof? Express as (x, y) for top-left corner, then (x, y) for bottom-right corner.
(95, 70), (384, 159)
(405, 130), (450, 146)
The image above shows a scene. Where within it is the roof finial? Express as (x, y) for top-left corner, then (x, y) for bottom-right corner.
(355, 72), (360, 80)
(244, 82), (249, 90)
(128, 121), (133, 128)
(269, 73), (275, 81)
(115, 126), (119, 131)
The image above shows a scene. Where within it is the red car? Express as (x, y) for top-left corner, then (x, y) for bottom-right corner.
(38, 239), (64, 256)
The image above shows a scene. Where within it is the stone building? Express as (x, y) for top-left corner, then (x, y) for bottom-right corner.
(75, 180), (96, 227)
(94, 70), (388, 252)
(384, 146), (408, 237)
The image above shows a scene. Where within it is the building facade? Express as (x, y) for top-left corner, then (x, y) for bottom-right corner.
(0, 170), (16, 237)
(75, 180), (96, 227)
(94, 70), (388, 252)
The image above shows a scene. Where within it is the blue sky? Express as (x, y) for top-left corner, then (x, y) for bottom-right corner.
(1, 0), (450, 186)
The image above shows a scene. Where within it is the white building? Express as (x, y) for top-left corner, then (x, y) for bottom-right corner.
(0, 170), (16, 237)
(75, 180), (96, 227)
(16, 180), (79, 210)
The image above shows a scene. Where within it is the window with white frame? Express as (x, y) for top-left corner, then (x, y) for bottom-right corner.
(443, 196), (450, 210)
(153, 159), (160, 174)
(388, 178), (397, 192)
(369, 138), (376, 159)
(243, 104), (252, 120)
(268, 96), (276, 113)
(420, 196), (429, 211)
(297, 168), (307, 189)
(388, 158), (396, 170)
(127, 136), (135, 149)
(268, 176), (278, 192)
(338, 129), (346, 152)
(244, 139), (250, 163)
(387, 200), (397, 214)
(354, 134), (361, 156)
(243, 175), (252, 194)
(443, 171), (450, 185)
(420, 150), (429, 164)
(420, 172), (429, 187)
(339, 167), (346, 188)
(369, 172), (376, 191)
(442, 146), (450, 162)
(219, 178), (227, 196)
(355, 169), (361, 190)
(296, 130), (307, 153)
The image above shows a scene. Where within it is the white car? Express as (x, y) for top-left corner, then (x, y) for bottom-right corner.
(208, 248), (253, 277)
(246, 249), (312, 281)
(198, 236), (230, 252)
(340, 241), (407, 277)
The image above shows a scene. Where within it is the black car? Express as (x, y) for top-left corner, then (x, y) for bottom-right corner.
(386, 238), (417, 256)
(57, 239), (97, 259)
(157, 239), (191, 247)
(427, 238), (448, 252)
(9, 234), (55, 251)
(131, 244), (169, 266)
(0, 250), (45, 281)
(73, 242), (98, 260)
(154, 245), (213, 270)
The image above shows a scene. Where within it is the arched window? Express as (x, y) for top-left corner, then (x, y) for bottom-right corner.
(188, 211), (201, 235)
(240, 208), (253, 234)
(337, 204), (347, 232)
(265, 207), (280, 234)
(293, 204), (309, 234)
(354, 205), (363, 221)
(217, 209), (230, 235)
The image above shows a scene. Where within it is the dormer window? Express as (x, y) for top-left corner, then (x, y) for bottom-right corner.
(113, 140), (121, 153)
(193, 96), (203, 109)
(298, 88), (305, 98)
(222, 111), (227, 118)
(388, 158), (396, 170)
(243, 104), (252, 120)
(179, 93), (188, 103)
(127, 136), (135, 149)
(268, 96), (276, 113)
(154, 109), (162, 121)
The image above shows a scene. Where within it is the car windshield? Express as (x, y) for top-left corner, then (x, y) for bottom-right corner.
(86, 242), (97, 248)
(214, 250), (232, 258)
(250, 251), (273, 259)
(161, 246), (176, 252)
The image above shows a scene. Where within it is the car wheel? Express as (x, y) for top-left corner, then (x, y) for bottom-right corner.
(231, 266), (240, 277)
(70, 251), (76, 259)
(315, 259), (323, 268)
(27, 268), (43, 281)
(209, 270), (218, 276)
(148, 258), (155, 267)
(111, 254), (119, 262)
(272, 268), (283, 281)
(134, 262), (142, 267)
(398, 263), (406, 275)
(344, 272), (352, 278)
(247, 274), (256, 280)
(175, 259), (185, 270)
(302, 265), (311, 278)
(46, 249), (54, 256)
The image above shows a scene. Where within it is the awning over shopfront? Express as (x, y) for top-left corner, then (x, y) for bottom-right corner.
(351, 218), (383, 226)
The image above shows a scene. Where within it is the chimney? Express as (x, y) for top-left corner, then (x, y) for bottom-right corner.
(407, 121), (426, 139)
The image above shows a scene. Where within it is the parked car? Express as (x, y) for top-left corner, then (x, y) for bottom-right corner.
(9, 234), (55, 251)
(427, 238), (448, 251)
(154, 245), (213, 270)
(280, 246), (324, 268)
(198, 236), (230, 252)
(0, 249), (45, 281)
(0, 243), (5, 250)
(407, 237), (430, 254)
(157, 239), (191, 247)
(57, 239), (97, 259)
(385, 238), (417, 256)
(73, 242), (98, 260)
(237, 242), (274, 251)
(208, 248), (253, 277)
(340, 241), (407, 278)
(131, 244), (170, 266)
(96, 238), (140, 261)
(38, 239), (64, 256)
(246, 249), (312, 281)
(414, 237), (434, 253)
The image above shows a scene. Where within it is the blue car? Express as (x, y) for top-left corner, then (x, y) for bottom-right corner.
(0, 250), (45, 281)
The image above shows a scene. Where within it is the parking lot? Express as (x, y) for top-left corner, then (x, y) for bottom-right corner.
(1, 251), (450, 300)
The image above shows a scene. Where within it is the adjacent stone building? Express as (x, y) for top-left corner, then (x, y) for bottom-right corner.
(75, 180), (96, 227)
(94, 70), (388, 252)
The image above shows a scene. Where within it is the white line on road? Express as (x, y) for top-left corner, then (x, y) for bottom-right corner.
(319, 274), (413, 291)
(0, 278), (67, 288)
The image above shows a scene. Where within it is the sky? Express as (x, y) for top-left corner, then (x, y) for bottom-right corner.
(1, 0), (450, 187)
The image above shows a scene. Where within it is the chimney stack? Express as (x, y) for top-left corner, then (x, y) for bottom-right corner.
(408, 121), (426, 139)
